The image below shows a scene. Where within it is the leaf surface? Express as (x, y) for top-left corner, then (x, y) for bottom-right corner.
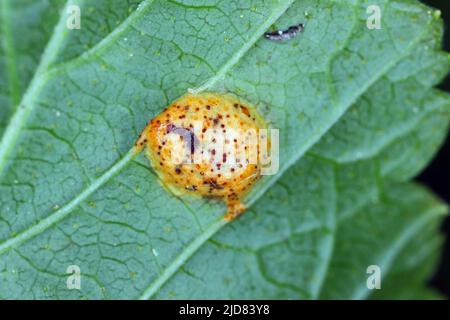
(0, 0), (448, 299)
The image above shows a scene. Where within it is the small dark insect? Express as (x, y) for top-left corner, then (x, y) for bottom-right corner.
(264, 23), (305, 41)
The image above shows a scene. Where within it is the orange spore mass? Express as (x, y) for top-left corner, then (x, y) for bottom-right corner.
(135, 93), (267, 220)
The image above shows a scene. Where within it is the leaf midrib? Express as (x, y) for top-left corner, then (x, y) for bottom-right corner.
(0, 149), (135, 255)
(0, 0), (162, 175)
(0, 0), (20, 107)
(0, 0), (78, 174)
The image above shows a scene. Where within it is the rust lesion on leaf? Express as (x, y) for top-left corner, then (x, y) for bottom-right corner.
(135, 92), (269, 220)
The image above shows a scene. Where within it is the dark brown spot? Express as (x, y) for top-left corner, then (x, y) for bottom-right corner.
(240, 105), (251, 117)
(205, 179), (224, 190)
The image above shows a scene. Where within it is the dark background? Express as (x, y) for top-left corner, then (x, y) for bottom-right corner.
(419, 0), (450, 298)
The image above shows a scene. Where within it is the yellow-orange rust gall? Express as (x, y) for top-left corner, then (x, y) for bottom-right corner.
(135, 92), (268, 220)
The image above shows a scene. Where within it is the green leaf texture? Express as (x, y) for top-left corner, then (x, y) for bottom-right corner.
(0, 0), (448, 299)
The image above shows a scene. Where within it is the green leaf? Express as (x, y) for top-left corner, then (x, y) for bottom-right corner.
(0, 0), (448, 299)
(0, 0), (64, 135)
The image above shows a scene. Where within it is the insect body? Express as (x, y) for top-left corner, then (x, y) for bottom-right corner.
(264, 23), (305, 41)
